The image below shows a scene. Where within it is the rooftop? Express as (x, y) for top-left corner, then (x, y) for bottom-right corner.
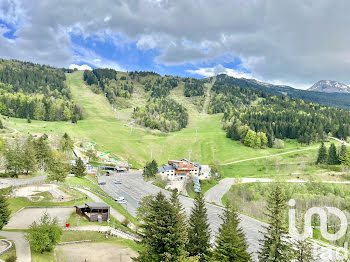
(85, 202), (110, 209)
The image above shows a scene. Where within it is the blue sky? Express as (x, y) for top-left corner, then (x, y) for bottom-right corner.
(69, 31), (247, 79)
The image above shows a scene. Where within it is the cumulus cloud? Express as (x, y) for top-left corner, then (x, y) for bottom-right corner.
(188, 64), (252, 79)
(69, 64), (92, 71)
(2, 0), (350, 86)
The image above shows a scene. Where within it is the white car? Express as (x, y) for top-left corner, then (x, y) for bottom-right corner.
(118, 200), (127, 204)
(114, 196), (125, 202)
(113, 180), (122, 184)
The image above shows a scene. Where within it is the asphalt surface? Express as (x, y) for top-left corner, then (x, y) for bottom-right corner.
(0, 231), (31, 262)
(0, 175), (47, 189)
(98, 171), (338, 261)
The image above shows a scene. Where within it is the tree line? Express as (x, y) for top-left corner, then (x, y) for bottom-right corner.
(135, 184), (320, 261)
(84, 69), (134, 104)
(1, 133), (77, 182)
(210, 75), (350, 146)
(0, 59), (83, 122)
(316, 142), (349, 166)
(133, 98), (189, 132)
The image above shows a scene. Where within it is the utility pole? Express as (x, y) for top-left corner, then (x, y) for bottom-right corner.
(187, 149), (192, 161)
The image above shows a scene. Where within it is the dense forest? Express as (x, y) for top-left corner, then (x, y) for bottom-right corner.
(0, 59), (83, 122)
(83, 69), (134, 105)
(144, 77), (179, 98)
(133, 98), (188, 132)
(184, 78), (205, 97)
(209, 75), (350, 146)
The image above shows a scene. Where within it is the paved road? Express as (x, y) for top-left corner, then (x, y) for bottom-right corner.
(99, 172), (338, 261)
(0, 175), (47, 189)
(0, 231), (31, 262)
(204, 177), (350, 205)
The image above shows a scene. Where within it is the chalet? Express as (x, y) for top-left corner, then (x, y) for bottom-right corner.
(158, 159), (210, 181)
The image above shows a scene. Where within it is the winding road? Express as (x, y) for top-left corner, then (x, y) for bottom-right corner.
(0, 231), (30, 262)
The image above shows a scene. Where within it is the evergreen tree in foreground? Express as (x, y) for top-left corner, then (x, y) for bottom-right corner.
(73, 157), (86, 178)
(258, 184), (294, 262)
(188, 192), (211, 261)
(134, 192), (188, 262)
(212, 202), (251, 262)
(0, 194), (10, 230)
(328, 143), (339, 165)
(339, 143), (347, 164)
(316, 142), (327, 164)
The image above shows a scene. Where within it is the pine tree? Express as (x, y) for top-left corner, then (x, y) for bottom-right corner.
(0, 194), (10, 230)
(188, 192), (211, 261)
(339, 143), (347, 164)
(293, 213), (319, 262)
(342, 150), (350, 166)
(328, 143), (339, 165)
(5, 137), (24, 177)
(258, 184), (294, 262)
(212, 202), (251, 262)
(73, 157), (86, 178)
(316, 142), (327, 164)
(134, 192), (188, 262)
(27, 115), (31, 123)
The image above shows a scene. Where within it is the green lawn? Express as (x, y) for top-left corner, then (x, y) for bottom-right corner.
(5, 71), (323, 171)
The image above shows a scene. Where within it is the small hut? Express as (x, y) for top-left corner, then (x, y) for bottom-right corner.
(75, 202), (110, 222)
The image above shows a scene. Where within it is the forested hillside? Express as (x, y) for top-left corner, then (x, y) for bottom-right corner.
(84, 68), (134, 105)
(0, 59), (83, 122)
(132, 98), (188, 132)
(212, 74), (350, 109)
(210, 75), (350, 146)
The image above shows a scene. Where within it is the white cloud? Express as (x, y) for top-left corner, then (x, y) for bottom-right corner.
(69, 64), (92, 71)
(188, 64), (253, 79)
(3, 0), (350, 87)
(71, 44), (124, 71)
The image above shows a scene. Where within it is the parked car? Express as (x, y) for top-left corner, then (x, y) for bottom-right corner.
(115, 196), (125, 202)
(98, 182), (106, 185)
(113, 180), (122, 184)
(118, 200), (127, 204)
(106, 171), (110, 176)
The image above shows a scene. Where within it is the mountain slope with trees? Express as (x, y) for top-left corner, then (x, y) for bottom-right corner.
(0, 59), (83, 122)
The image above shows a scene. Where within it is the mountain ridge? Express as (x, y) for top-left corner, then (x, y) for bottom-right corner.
(308, 80), (350, 93)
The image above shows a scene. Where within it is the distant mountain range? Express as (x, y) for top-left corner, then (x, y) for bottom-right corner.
(213, 74), (350, 109)
(308, 80), (350, 93)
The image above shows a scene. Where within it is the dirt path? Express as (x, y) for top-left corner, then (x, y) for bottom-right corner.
(0, 231), (31, 262)
(221, 147), (318, 166)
